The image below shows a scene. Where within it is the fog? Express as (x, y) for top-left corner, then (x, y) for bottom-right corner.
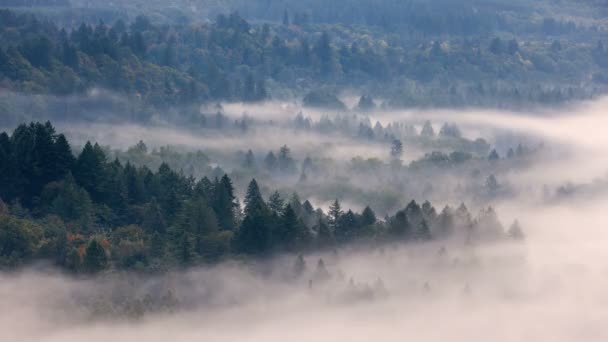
(2, 97), (608, 340)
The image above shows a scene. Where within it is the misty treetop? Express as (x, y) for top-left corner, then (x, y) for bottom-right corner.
(0, 122), (522, 272)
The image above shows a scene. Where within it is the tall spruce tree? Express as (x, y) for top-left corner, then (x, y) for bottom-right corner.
(213, 175), (236, 230)
(234, 179), (272, 255)
(84, 239), (108, 273)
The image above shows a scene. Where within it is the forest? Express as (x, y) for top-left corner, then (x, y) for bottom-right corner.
(0, 121), (522, 272)
(3, 1), (608, 341)
(0, 2), (607, 118)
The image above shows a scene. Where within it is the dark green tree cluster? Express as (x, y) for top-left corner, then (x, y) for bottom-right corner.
(0, 8), (605, 112)
(0, 122), (521, 271)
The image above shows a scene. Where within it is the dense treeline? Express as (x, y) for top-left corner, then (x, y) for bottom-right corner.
(0, 7), (606, 111)
(226, 0), (604, 36)
(0, 122), (523, 272)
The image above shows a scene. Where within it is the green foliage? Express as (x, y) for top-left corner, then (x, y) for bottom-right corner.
(41, 173), (94, 228)
(84, 238), (108, 273)
(303, 90), (346, 110)
(0, 122), (519, 271)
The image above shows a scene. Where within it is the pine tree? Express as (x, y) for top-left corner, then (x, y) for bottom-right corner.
(335, 209), (358, 243)
(415, 220), (432, 240)
(421, 121), (435, 137)
(389, 210), (410, 238)
(293, 254), (306, 277)
(53, 134), (75, 181)
(75, 141), (107, 202)
(123, 162), (145, 204)
(361, 206), (377, 226)
(243, 149), (256, 169)
(278, 145), (294, 173)
(316, 219), (334, 247)
(244, 178), (263, 212)
(313, 258), (330, 282)
(45, 172), (94, 227)
(33, 122), (58, 192)
(234, 179), (272, 255)
(390, 139), (403, 160)
(268, 191), (285, 213)
(213, 174), (236, 230)
(328, 199), (342, 232)
(277, 204), (308, 251)
(507, 220), (525, 241)
(176, 198), (219, 237)
(357, 95), (375, 111)
(84, 239), (108, 273)
(142, 198), (167, 234)
(264, 151), (278, 172)
(0, 132), (15, 201)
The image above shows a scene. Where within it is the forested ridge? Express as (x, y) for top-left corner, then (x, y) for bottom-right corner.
(0, 122), (523, 272)
(0, 5), (607, 112)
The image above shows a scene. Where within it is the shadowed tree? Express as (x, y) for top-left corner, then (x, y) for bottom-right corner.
(84, 239), (108, 273)
(233, 179), (273, 255)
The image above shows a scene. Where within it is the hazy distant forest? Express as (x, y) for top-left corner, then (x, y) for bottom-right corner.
(0, 0), (607, 125)
(0, 0), (604, 272)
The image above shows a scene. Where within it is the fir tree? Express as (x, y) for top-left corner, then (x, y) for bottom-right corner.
(268, 191), (285, 214)
(84, 239), (108, 273)
(328, 199), (343, 232)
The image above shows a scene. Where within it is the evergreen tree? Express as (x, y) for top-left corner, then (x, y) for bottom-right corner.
(421, 121), (435, 137)
(43, 172), (94, 227)
(328, 199), (342, 232)
(142, 199), (167, 234)
(293, 254), (306, 277)
(335, 209), (358, 243)
(268, 191), (285, 214)
(33, 122), (58, 192)
(84, 239), (108, 273)
(389, 210), (410, 238)
(357, 95), (375, 111)
(213, 175), (236, 230)
(243, 149), (256, 169)
(264, 151), (278, 172)
(123, 162), (146, 204)
(276, 204), (309, 251)
(244, 178), (264, 212)
(74, 141), (107, 202)
(53, 134), (75, 181)
(313, 258), (330, 282)
(278, 145), (295, 173)
(316, 219), (334, 247)
(485, 174), (500, 194)
(415, 220), (432, 240)
(507, 220), (525, 240)
(234, 179), (272, 255)
(390, 139), (403, 160)
(360, 206), (377, 226)
(0, 132), (15, 201)
(174, 197), (220, 251)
